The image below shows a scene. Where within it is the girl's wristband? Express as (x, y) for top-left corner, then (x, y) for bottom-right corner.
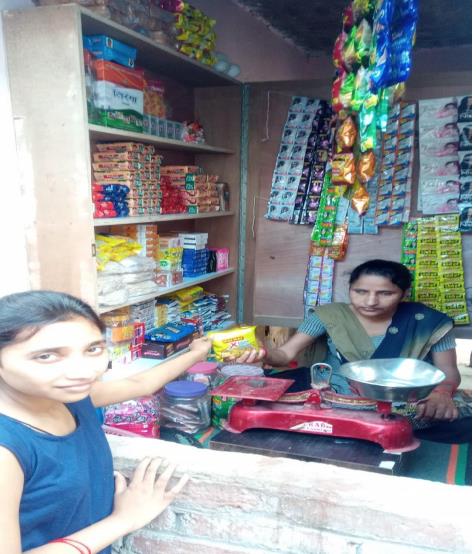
(50, 538), (92, 554)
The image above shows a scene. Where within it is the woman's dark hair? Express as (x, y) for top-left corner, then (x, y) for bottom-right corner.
(349, 260), (412, 292)
(0, 290), (105, 351)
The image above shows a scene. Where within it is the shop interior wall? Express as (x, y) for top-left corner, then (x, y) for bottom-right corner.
(189, 0), (328, 83)
(245, 49), (472, 338)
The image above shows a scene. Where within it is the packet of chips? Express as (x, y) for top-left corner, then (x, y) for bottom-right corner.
(351, 182), (370, 215)
(354, 18), (372, 66)
(340, 72), (356, 109)
(336, 116), (357, 151)
(356, 150), (376, 182)
(208, 326), (259, 362)
(333, 31), (347, 69)
(332, 153), (356, 185)
(332, 70), (346, 113)
(343, 26), (358, 71)
(359, 103), (377, 151)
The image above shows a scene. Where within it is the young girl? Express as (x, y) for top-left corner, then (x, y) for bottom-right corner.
(0, 290), (212, 553)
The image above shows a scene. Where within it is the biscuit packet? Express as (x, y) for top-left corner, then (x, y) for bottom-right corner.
(208, 326), (259, 362)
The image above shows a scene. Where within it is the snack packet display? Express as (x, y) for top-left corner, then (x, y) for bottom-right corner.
(303, 251), (335, 307)
(208, 326), (259, 362)
(267, 97), (332, 223)
(402, 216), (470, 324)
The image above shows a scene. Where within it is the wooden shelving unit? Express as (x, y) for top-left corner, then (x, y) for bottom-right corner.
(3, 4), (242, 319)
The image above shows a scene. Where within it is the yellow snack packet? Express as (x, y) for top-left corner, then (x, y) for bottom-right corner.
(208, 326), (259, 362)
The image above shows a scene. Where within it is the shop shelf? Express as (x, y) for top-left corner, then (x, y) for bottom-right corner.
(98, 268), (235, 314)
(94, 211), (234, 227)
(80, 6), (241, 88)
(89, 125), (235, 154)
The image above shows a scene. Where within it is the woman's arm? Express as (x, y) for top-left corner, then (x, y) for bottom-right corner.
(416, 348), (461, 420)
(0, 448), (188, 554)
(90, 337), (211, 408)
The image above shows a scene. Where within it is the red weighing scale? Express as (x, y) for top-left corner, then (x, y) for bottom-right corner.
(211, 358), (446, 453)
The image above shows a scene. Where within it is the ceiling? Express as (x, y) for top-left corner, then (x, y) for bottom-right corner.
(234, 0), (472, 54)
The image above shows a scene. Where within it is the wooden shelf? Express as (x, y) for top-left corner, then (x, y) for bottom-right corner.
(94, 211), (234, 227)
(89, 125), (234, 154)
(98, 268), (235, 314)
(80, 6), (240, 88)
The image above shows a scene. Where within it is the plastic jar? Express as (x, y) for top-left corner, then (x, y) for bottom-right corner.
(186, 361), (219, 388)
(160, 380), (211, 434)
(102, 313), (134, 344)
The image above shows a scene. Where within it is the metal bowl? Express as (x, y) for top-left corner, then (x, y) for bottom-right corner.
(339, 358), (446, 403)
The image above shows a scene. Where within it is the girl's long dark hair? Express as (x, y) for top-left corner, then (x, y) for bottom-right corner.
(0, 290), (104, 351)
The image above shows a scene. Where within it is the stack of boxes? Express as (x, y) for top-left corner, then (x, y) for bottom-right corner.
(83, 35), (144, 133)
(123, 224), (159, 259)
(156, 234), (184, 288)
(180, 233), (209, 277)
(92, 142), (162, 217)
(161, 166), (221, 214)
(160, 175), (187, 214)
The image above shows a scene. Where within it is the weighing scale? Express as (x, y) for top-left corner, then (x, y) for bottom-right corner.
(211, 358), (446, 453)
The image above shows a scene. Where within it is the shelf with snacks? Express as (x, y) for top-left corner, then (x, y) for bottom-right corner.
(79, 6), (240, 88)
(4, 4), (242, 322)
(97, 268), (235, 314)
(89, 125), (235, 154)
(94, 211), (235, 227)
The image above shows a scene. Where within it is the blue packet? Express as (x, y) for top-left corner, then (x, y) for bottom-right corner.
(83, 35), (137, 68)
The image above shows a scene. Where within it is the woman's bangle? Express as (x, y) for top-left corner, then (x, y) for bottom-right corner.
(50, 538), (92, 554)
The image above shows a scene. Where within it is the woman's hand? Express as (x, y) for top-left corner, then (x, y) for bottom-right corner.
(236, 346), (267, 364)
(189, 336), (212, 360)
(415, 391), (459, 421)
(112, 457), (189, 534)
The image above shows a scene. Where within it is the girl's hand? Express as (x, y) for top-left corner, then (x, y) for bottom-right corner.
(112, 457), (189, 533)
(189, 336), (212, 360)
(415, 391), (459, 421)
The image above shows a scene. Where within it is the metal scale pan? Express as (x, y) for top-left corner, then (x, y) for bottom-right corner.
(339, 358), (446, 403)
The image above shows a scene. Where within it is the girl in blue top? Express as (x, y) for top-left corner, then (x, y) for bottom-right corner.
(0, 290), (212, 554)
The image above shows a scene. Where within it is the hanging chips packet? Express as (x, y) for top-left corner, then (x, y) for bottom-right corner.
(336, 116), (358, 151)
(332, 153), (356, 185)
(357, 150), (376, 182)
(351, 182), (370, 215)
(359, 103), (377, 151)
(355, 18), (372, 66)
(333, 32), (347, 69)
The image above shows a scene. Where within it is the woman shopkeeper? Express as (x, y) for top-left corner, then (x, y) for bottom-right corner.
(239, 259), (468, 428)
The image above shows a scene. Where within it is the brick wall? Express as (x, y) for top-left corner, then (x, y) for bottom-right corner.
(108, 435), (471, 554)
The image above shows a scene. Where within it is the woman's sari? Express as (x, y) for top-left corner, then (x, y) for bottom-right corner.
(315, 301), (454, 364)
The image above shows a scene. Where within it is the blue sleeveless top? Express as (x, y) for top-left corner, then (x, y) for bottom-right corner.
(0, 397), (114, 553)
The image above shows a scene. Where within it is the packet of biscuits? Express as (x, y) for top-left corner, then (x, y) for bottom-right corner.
(208, 326), (259, 362)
